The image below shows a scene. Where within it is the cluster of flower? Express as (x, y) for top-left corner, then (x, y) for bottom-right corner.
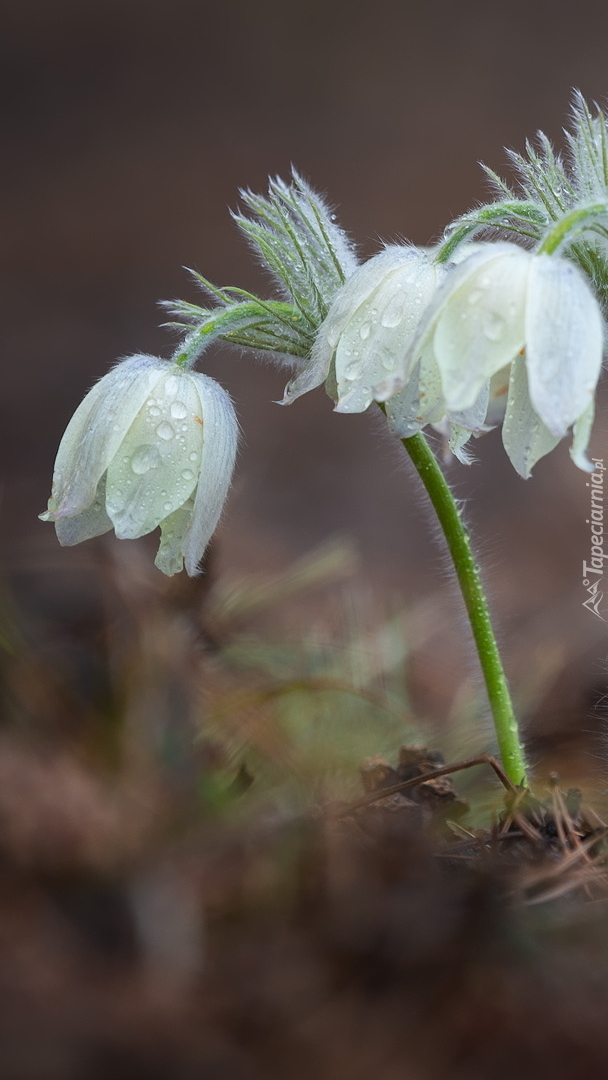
(41, 96), (608, 576)
(282, 239), (603, 477)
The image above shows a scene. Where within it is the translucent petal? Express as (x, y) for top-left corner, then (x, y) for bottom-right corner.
(502, 352), (560, 478)
(181, 374), (238, 576)
(432, 247), (529, 410)
(570, 400), (595, 472)
(484, 365), (511, 428)
(447, 381), (490, 434)
(45, 355), (167, 520)
(52, 475), (113, 545)
(525, 255), (604, 437)
(334, 253), (442, 412)
(155, 497), (195, 576)
(106, 367), (203, 539)
(448, 425), (476, 464)
(283, 246), (432, 407)
(384, 347), (445, 438)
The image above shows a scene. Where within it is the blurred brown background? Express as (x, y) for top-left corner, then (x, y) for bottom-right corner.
(2, 0), (608, 758)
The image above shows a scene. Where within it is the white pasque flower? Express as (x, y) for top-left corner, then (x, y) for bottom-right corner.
(281, 245), (446, 414)
(401, 241), (604, 476)
(41, 355), (238, 575)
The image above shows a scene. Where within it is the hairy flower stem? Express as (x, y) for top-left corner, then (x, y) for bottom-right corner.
(400, 430), (528, 787)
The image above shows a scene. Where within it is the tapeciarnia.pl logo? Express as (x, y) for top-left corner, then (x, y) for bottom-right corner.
(582, 458), (606, 620)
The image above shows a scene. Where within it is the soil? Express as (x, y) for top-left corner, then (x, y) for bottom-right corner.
(0, 738), (608, 1080)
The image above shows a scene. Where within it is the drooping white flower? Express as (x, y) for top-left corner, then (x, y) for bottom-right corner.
(401, 241), (604, 475)
(40, 355), (238, 575)
(281, 245), (446, 412)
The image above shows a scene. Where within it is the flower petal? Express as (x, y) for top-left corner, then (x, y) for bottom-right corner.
(181, 374), (238, 576)
(155, 497), (195, 576)
(105, 367), (203, 539)
(284, 246), (433, 408)
(384, 346), (444, 438)
(525, 255), (604, 437)
(334, 251), (442, 412)
(52, 475), (113, 545)
(502, 352), (560, 478)
(447, 381), (490, 434)
(484, 365), (511, 428)
(570, 400), (595, 472)
(44, 355), (167, 521)
(432, 246), (529, 410)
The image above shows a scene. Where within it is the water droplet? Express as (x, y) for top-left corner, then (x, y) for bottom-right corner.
(380, 300), (403, 328)
(149, 405), (161, 417)
(170, 400), (188, 419)
(130, 444), (161, 474)
(163, 501), (172, 512)
(164, 375), (179, 396)
(359, 322), (371, 340)
(483, 312), (505, 342)
(181, 469), (194, 481)
(467, 288), (485, 306)
(188, 451), (198, 461)
(156, 421), (175, 441)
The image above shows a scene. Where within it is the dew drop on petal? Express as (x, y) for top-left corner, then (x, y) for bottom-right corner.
(164, 375), (179, 396)
(380, 301), (403, 329)
(181, 469), (194, 481)
(483, 313), (505, 342)
(467, 289), (485, 306)
(156, 421), (175, 441)
(188, 451), (198, 462)
(130, 444), (161, 475)
(163, 501), (172, 512)
(359, 322), (371, 340)
(149, 405), (161, 418)
(170, 400), (188, 419)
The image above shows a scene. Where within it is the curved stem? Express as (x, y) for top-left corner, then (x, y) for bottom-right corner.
(537, 203), (608, 255)
(400, 430), (527, 787)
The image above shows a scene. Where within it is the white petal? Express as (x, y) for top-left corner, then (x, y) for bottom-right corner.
(52, 475), (113, 545)
(44, 355), (167, 520)
(181, 375), (238, 576)
(105, 367), (203, 539)
(432, 247), (529, 409)
(570, 400), (595, 472)
(448, 424), (476, 464)
(284, 246), (432, 408)
(155, 497), (195, 575)
(334, 253), (442, 412)
(525, 255), (604, 437)
(384, 346), (445, 437)
(484, 365), (511, 428)
(502, 352), (560, 478)
(447, 381), (490, 434)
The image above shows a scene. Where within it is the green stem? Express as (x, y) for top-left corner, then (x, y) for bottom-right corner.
(537, 203), (608, 255)
(400, 430), (527, 787)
